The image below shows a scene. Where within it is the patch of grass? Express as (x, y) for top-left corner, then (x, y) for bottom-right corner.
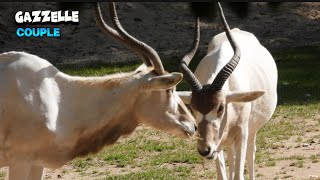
(96, 140), (140, 167)
(70, 157), (94, 171)
(265, 160), (276, 167)
(61, 62), (140, 77)
(142, 139), (202, 166)
(0, 171), (6, 178)
(256, 173), (263, 178)
(296, 136), (303, 143)
(56, 46), (320, 179)
(274, 46), (320, 105)
(105, 166), (192, 180)
(252, 46), (320, 167)
(61, 169), (67, 174)
(276, 155), (306, 161)
(257, 118), (301, 152)
(263, 156), (277, 167)
(289, 160), (304, 168)
(292, 155), (305, 161)
(174, 166), (192, 176)
(275, 103), (320, 119)
(310, 154), (319, 163)
(138, 140), (176, 152)
(148, 151), (201, 166)
(283, 175), (294, 179)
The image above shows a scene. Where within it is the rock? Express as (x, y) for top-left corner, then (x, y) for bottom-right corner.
(302, 143), (309, 147)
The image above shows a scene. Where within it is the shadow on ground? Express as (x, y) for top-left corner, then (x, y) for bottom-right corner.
(275, 46), (320, 105)
(60, 45), (320, 106)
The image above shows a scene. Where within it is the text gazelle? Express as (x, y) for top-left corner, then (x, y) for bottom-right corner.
(15, 10), (79, 23)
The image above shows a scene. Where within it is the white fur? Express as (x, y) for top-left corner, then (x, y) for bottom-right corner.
(179, 28), (277, 180)
(0, 51), (195, 180)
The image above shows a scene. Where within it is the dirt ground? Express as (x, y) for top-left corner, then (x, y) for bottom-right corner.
(0, 2), (319, 66)
(43, 118), (320, 180)
(0, 2), (319, 180)
(255, 117), (320, 180)
(3, 121), (318, 180)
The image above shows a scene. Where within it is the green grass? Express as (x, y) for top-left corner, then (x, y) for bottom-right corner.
(255, 46), (320, 168)
(275, 46), (320, 105)
(62, 46), (320, 179)
(311, 154), (319, 163)
(106, 167), (191, 180)
(61, 62), (140, 77)
(0, 172), (6, 178)
(265, 160), (276, 167)
(70, 157), (95, 171)
(289, 160), (304, 168)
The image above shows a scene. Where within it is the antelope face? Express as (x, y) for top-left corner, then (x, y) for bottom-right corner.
(187, 88), (264, 159)
(190, 87), (226, 159)
(178, 1), (265, 159)
(94, 2), (197, 138)
(135, 70), (196, 139)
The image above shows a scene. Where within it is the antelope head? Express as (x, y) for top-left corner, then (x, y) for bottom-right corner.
(179, 2), (265, 158)
(94, 2), (196, 138)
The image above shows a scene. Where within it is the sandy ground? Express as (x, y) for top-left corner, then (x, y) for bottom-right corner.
(255, 118), (320, 180)
(1, 123), (318, 180)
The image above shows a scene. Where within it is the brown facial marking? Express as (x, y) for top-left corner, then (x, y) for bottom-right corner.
(197, 118), (216, 157)
(198, 118), (215, 143)
(190, 85), (222, 115)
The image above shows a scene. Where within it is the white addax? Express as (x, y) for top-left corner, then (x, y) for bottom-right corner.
(0, 2), (196, 180)
(178, 3), (277, 180)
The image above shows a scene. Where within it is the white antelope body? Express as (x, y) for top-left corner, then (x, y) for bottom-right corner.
(0, 3), (196, 180)
(178, 3), (277, 180)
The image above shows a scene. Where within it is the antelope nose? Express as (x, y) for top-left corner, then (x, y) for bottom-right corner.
(198, 147), (211, 157)
(194, 125), (198, 131)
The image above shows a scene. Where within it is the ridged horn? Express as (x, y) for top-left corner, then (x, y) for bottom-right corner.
(93, 3), (152, 68)
(108, 2), (164, 75)
(180, 17), (202, 92)
(211, 2), (241, 91)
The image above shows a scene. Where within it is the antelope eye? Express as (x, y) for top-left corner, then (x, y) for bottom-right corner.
(217, 105), (224, 113)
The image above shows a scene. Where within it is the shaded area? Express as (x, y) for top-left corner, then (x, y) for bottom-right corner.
(171, 46), (320, 105)
(59, 45), (320, 106)
(275, 46), (320, 105)
(0, 2), (319, 66)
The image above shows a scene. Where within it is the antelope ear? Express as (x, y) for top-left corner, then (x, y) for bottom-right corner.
(226, 90), (265, 103)
(146, 72), (183, 90)
(177, 91), (192, 104)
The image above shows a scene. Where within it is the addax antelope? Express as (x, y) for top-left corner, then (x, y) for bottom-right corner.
(0, 2), (196, 180)
(178, 3), (277, 180)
